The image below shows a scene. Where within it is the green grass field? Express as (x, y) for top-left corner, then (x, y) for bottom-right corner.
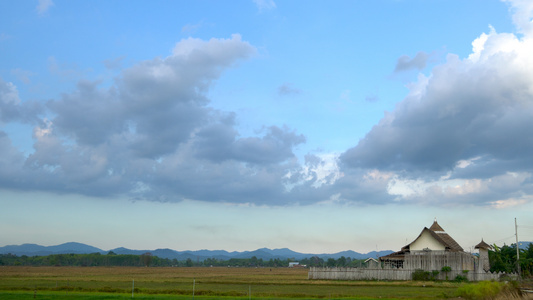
(0, 266), (463, 299)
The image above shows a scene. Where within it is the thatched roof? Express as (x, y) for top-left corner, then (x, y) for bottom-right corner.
(403, 220), (464, 252)
(432, 228), (464, 252)
(379, 220), (466, 261)
(429, 220), (445, 232)
(475, 239), (492, 250)
(379, 250), (405, 260)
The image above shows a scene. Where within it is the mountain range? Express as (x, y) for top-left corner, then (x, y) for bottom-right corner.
(0, 242), (393, 261)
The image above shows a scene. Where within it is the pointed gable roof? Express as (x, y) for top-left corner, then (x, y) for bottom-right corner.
(429, 219), (445, 232)
(403, 220), (464, 252)
(475, 239), (492, 250)
(433, 230), (464, 252)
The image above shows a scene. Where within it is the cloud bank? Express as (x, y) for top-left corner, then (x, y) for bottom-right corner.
(2, 1), (533, 208)
(0, 34), (328, 205)
(341, 0), (533, 206)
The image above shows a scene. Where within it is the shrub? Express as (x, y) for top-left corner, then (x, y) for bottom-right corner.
(412, 269), (431, 281)
(412, 269), (429, 281)
(453, 274), (468, 282)
(454, 281), (521, 300)
(412, 269), (441, 281)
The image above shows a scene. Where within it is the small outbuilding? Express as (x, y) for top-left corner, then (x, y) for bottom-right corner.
(475, 239), (492, 272)
(289, 262), (300, 268)
(364, 257), (379, 268)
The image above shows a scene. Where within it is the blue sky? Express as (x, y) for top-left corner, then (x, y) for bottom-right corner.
(1, 0), (533, 254)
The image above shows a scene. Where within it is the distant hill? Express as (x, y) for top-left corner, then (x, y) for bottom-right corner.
(519, 241), (532, 250)
(0, 242), (105, 256)
(0, 242), (393, 261)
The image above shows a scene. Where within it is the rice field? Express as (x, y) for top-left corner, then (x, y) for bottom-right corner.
(0, 266), (465, 299)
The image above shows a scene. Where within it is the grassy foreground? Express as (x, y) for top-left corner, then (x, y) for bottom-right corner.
(0, 266), (462, 299)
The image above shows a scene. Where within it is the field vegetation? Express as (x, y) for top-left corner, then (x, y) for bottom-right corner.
(1, 266), (464, 299)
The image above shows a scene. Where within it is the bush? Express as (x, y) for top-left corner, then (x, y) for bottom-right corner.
(412, 269), (431, 281)
(454, 281), (520, 300)
(412, 269), (440, 281)
(453, 274), (468, 282)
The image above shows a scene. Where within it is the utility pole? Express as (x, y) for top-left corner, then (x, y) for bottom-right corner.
(514, 218), (521, 277)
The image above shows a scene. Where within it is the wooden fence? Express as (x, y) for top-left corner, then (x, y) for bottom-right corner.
(308, 267), (515, 282)
(404, 251), (475, 271)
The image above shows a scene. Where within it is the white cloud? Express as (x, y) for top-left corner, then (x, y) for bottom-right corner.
(490, 197), (529, 209)
(253, 0), (276, 11)
(387, 170), (532, 206)
(503, 0), (533, 36)
(181, 21), (205, 35)
(36, 0), (54, 16)
(343, 26), (533, 172)
(3, 3), (533, 208)
(0, 80), (20, 106)
(0, 78), (43, 124)
(455, 157), (481, 169)
(33, 119), (52, 139)
(298, 153), (343, 188)
(341, 13), (533, 206)
(0, 35), (320, 205)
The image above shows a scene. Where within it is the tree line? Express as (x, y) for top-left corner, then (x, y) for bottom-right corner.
(0, 252), (168, 267)
(5, 243), (529, 275)
(0, 252), (367, 268)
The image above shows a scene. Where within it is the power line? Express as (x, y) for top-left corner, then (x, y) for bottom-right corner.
(518, 225), (533, 229)
(491, 234), (517, 245)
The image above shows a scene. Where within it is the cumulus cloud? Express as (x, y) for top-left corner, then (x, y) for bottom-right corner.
(1, 35), (334, 205)
(342, 29), (533, 172)
(3, 2), (533, 208)
(503, 0), (533, 36)
(340, 6), (533, 206)
(194, 119), (305, 165)
(0, 78), (42, 124)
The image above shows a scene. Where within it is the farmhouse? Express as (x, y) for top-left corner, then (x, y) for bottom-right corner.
(379, 219), (475, 271)
(308, 219), (514, 281)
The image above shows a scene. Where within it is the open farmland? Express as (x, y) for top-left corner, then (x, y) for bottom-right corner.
(0, 266), (463, 299)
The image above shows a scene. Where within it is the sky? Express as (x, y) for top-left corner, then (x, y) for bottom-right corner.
(1, 0), (533, 254)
